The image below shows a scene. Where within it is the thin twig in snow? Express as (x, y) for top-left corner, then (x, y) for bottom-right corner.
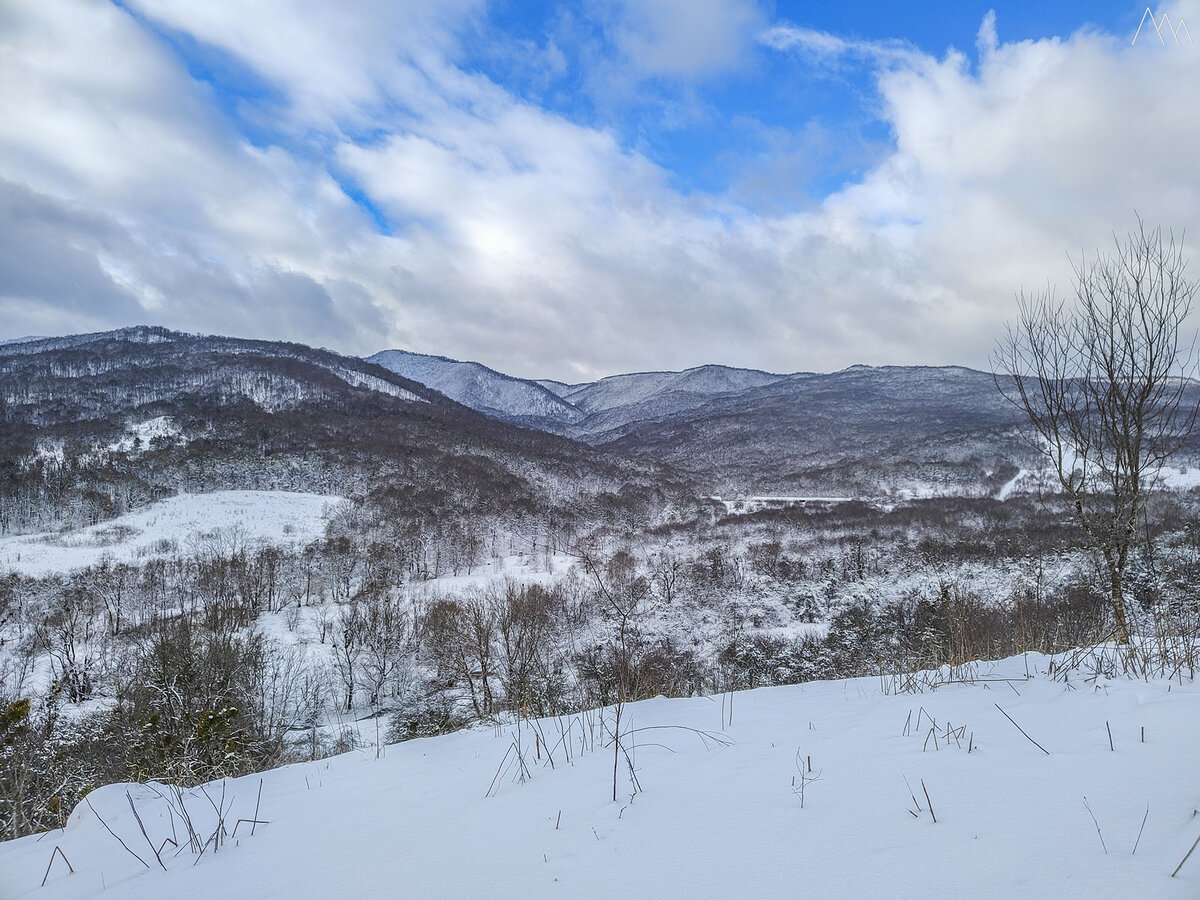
(994, 703), (1050, 754)
(1132, 804), (1149, 855)
(40, 846), (74, 887)
(1083, 796), (1107, 854)
(1173, 829), (1200, 878)
(85, 797), (149, 869)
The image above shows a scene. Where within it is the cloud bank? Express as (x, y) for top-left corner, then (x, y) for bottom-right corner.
(2, 0), (1199, 379)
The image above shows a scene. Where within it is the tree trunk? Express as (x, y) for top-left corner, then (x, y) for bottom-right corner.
(1110, 572), (1131, 645)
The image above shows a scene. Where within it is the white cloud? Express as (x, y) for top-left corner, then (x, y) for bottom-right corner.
(0, 1), (389, 342)
(977, 10), (999, 57)
(756, 4), (1200, 367)
(757, 22), (914, 66)
(3, 1), (1200, 380)
(122, 0), (484, 131)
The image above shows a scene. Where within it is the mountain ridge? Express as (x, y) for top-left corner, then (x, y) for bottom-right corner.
(363, 345), (1033, 496)
(367, 348), (584, 426)
(368, 348), (804, 436)
(0, 327), (674, 538)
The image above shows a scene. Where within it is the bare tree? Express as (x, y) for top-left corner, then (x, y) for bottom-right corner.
(330, 601), (366, 710)
(994, 220), (1199, 643)
(359, 592), (412, 708)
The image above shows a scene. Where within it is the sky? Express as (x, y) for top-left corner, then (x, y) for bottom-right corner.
(2, 1), (1199, 381)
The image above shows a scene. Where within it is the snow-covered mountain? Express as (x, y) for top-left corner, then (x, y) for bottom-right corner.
(368, 351), (1200, 499)
(592, 364), (1040, 496)
(535, 378), (582, 398)
(563, 364), (786, 414)
(368, 349), (585, 426)
(364, 351), (791, 437)
(365, 350), (805, 450)
(361, 347), (1044, 497)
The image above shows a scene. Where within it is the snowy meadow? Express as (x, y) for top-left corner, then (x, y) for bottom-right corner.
(1, 651), (1198, 898)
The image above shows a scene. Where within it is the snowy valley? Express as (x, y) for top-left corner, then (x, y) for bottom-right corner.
(2, 329), (1200, 897)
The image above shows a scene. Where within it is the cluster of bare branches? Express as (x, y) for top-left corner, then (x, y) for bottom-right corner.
(995, 219), (1200, 642)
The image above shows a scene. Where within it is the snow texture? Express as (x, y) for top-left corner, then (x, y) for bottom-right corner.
(103, 418), (186, 456)
(368, 350), (583, 424)
(2, 653), (1198, 898)
(325, 365), (424, 403)
(0, 492), (345, 577)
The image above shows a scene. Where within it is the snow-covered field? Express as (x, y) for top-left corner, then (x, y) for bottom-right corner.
(0, 491), (346, 577)
(997, 463), (1200, 499)
(2, 652), (1197, 899)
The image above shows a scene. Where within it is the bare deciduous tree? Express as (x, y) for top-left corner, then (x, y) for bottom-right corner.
(994, 220), (1199, 643)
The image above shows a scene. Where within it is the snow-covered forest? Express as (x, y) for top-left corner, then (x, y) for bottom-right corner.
(4, 483), (1200, 842)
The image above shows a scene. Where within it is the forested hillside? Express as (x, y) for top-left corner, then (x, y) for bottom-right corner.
(0, 328), (677, 541)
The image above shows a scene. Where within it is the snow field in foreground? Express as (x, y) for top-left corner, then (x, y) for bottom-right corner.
(0, 492), (347, 577)
(1, 652), (1198, 899)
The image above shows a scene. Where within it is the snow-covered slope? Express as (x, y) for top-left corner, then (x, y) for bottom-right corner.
(535, 378), (582, 398)
(3, 652), (1197, 899)
(0, 491), (344, 577)
(364, 352), (790, 436)
(368, 349), (584, 425)
(0, 327), (667, 542)
(564, 364), (785, 414)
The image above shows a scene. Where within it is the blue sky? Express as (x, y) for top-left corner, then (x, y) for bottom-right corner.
(2, 1), (1199, 379)
(470, 1), (1145, 198)
(161, 1), (1149, 207)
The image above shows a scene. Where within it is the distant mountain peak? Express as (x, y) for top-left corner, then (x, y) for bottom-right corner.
(562, 364), (787, 415)
(367, 348), (585, 425)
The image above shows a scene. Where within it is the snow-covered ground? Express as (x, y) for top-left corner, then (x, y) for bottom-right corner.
(0, 491), (345, 577)
(102, 417), (187, 456)
(997, 462), (1200, 499)
(709, 496), (856, 515)
(1155, 465), (1200, 492)
(996, 468), (1027, 500)
(2, 652), (1197, 899)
